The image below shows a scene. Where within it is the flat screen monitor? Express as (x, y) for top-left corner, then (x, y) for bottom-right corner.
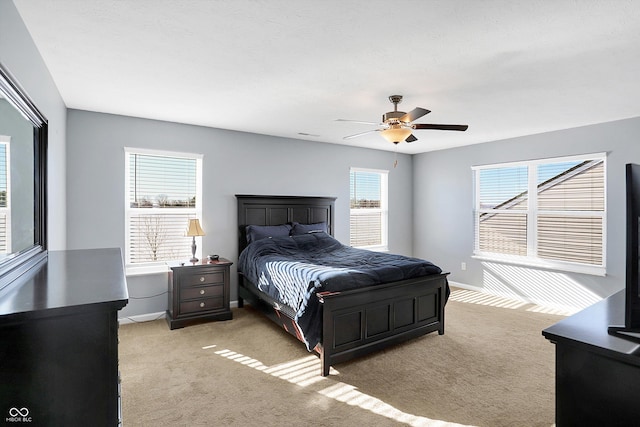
(608, 163), (640, 341)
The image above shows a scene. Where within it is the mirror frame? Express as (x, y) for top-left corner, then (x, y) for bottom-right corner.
(0, 62), (48, 292)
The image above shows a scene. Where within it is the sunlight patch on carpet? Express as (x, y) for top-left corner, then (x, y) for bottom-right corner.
(205, 346), (476, 427)
(319, 382), (474, 427)
(526, 305), (576, 316)
(449, 289), (574, 316)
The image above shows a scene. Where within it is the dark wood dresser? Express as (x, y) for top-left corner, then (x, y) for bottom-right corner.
(166, 258), (233, 329)
(543, 290), (640, 426)
(0, 248), (128, 427)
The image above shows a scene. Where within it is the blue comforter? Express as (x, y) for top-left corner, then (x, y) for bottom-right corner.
(238, 232), (443, 350)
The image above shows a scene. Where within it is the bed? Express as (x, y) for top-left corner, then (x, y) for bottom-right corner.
(236, 195), (449, 376)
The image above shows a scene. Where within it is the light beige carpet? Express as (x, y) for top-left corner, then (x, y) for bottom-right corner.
(119, 289), (564, 426)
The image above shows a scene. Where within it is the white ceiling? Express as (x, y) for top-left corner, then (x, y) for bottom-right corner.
(13, 0), (640, 154)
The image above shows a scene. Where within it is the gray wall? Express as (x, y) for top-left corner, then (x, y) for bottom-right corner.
(414, 117), (640, 311)
(1, 0), (67, 250)
(66, 109), (414, 319)
(7, 0), (640, 318)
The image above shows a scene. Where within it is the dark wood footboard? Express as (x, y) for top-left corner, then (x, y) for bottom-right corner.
(317, 273), (448, 376)
(238, 271), (448, 376)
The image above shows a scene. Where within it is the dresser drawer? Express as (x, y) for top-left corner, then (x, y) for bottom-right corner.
(180, 284), (223, 301)
(181, 271), (224, 287)
(180, 297), (224, 314)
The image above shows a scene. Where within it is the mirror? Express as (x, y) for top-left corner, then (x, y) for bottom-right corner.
(0, 63), (47, 291)
(0, 95), (35, 256)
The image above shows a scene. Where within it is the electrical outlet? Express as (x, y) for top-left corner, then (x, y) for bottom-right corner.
(461, 262), (467, 271)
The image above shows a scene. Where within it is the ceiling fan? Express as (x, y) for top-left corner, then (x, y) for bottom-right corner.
(337, 95), (468, 144)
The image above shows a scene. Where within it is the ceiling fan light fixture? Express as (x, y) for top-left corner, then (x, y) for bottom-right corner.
(338, 94), (467, 144)
(380, 126), (412, 144)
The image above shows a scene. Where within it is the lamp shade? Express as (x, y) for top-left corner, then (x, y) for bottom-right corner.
(380, 125), (412, 144)
(186, 218), (205, 237)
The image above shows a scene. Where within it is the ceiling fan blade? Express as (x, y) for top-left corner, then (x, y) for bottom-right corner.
(405, 134), (418, 143)
(335, 119), (380, 126)
(343, 129), (381, 140)
(400, 107), (430, 123)
(412, 123), (469, 131)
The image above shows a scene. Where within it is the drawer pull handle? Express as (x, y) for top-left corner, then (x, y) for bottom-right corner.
(200, 289), (205, 295)
(199, 276), (205, 282)
(200, 302), (205, 308)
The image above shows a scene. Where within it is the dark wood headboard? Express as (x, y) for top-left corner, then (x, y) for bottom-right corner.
(236, 195), (336, 254)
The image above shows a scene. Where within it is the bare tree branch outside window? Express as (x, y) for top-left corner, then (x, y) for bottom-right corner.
(141, 215), (167, 261)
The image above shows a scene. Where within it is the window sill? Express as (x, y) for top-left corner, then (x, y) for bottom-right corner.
(472, 254), (606, 277)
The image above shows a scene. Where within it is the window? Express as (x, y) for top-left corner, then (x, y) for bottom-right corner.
(125, 148), (203, 266)
(350, 168), (388, 250)
(0, 137), (9, 254)
(473, 153), (606, 275)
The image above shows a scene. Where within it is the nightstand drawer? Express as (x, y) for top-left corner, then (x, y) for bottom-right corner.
(180, 297), (224, 314)
(181, 284), (223, 301)
(181, 271), (224, 287)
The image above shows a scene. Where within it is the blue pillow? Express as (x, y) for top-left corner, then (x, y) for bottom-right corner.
(246, 224), (292, 243)
(291, 222), (328, 235)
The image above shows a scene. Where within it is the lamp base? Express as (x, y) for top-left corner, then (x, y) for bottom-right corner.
(190, 237), (198, 263)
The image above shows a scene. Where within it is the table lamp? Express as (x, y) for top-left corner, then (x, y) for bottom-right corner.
(186, 218), (205, 262)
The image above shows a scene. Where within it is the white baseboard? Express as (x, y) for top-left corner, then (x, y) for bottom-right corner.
(118, 311), (166, 325)
(449, 280), (542, 304)
(448, 280), (581, 314)
(448, 280), (485, 293)
(118, 301), (240, 325)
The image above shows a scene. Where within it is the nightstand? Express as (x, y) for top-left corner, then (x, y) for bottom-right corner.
(166, 258), (233, 329)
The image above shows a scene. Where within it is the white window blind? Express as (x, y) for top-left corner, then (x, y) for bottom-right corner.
(125, 149), (202, 265)
(0, 139), (10, 254)
(473, 154), (606, 274)
(477, 165), (529, 256)
(350, 168), (388, 249)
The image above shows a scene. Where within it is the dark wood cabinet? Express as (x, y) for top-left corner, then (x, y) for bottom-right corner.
(543, 290), (640, 426)
(166, 258), (232, 329)
(0, 248), (128, 427)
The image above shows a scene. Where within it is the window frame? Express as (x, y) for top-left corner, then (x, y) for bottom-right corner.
(349, 167), (389, 251)
(124, 147), (203, 273)
(472, 153), (607, 276)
